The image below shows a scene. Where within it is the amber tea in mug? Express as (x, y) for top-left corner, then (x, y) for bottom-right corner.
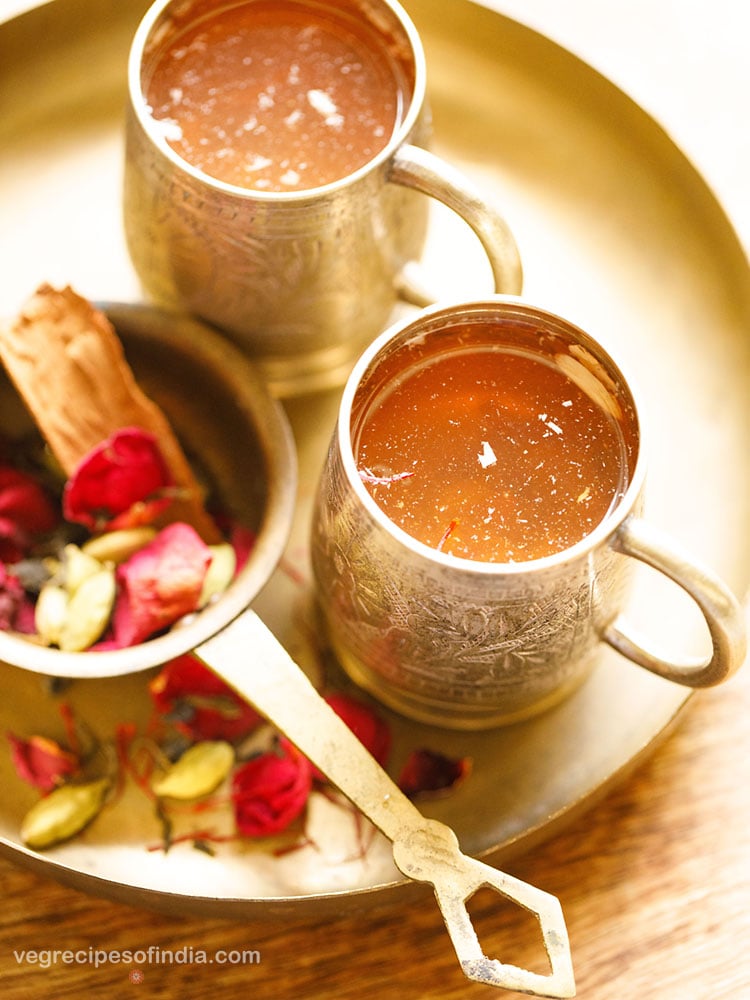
(311, 298), (745, 729)
(355, 325), (634, 563)
(143, 0), (408, 192)
(124, 0), (522, 396)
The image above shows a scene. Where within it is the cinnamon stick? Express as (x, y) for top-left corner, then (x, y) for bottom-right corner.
(0, 284), (221, 542)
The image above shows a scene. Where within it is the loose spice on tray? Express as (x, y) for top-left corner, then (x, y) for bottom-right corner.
(8, 678), (471, 852)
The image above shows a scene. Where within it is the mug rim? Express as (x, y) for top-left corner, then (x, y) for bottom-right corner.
(127, 0), (427, 201)
(336, 294), (648, 576)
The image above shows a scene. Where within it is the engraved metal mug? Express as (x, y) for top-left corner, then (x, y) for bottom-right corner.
(123, 0), (523, 397)
(310, 297), (747, 729)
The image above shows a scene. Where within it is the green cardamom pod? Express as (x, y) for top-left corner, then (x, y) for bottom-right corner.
(152, 740), (235, 800)
(199, 543), (237, 608)
(63, 543), (104, 593)
(58, 567), (117, 652)
(20, 778), (110, 849)
(82, 527), (158, 564)
(34, 583), (69, 647)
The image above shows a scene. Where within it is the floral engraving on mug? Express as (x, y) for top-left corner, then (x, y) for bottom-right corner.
(312, 485), (624, 717)
(140, 155), (326, 334)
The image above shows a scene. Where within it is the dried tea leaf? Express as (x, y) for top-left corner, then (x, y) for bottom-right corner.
(198, 543), (237, 608)
(58, 567), (117, 652)
(152, 740), (235, 800)
(20, 778), (110, 849)
(34, 584), (69, 646)
(8, 557), (55, 595)
(82, 527), (158, 564)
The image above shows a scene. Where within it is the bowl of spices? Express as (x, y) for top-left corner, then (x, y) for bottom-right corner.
(0, 284), (297, 678)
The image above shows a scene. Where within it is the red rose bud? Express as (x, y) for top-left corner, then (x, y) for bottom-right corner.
(63, 427), (174, 531)
(0, 564), (27, 631)
(398, 748), (471, 799)
(7, 732), (79, 792)
(149, 654), (261, 741)
(0, 465), (59, 560)
(232, 739), (312, 837)
(111, 522), (211, 646)
(312, 692), (391, 782)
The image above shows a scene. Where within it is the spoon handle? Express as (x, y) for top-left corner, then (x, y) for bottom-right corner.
(196, 610), (575, 998)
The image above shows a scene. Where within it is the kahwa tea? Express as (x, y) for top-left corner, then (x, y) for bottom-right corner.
(312, 300), (743, 729)
(142, 0), (408, 191)
(354, 323), (632, 563)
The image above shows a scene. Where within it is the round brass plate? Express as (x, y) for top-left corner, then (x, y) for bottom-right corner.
(0, 0), (748, 917)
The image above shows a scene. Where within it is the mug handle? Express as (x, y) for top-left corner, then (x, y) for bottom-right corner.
(389, 143), (523, 300)
(605, 516), (747, 686)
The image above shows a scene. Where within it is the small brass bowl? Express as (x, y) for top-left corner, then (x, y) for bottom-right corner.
(0, 302), (297, 678)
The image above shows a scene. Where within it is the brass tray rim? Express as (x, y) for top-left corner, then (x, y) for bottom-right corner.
(0, 0), (747, 918)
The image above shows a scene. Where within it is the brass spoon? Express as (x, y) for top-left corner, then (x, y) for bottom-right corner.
(198, 610), (576, 998)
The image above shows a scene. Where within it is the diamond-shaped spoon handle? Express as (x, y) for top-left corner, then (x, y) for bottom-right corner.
(196, 610), (576, 998)
(393, 821), (574, 996)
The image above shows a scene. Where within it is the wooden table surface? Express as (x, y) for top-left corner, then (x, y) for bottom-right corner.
(1, 657), (747, 1000)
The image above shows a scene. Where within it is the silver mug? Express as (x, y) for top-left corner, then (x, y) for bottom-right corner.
(310, 297), (747, 729)
(123, 0), (523, 396)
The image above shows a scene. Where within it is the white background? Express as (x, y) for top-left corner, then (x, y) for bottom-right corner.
(485, 0), (750, 252)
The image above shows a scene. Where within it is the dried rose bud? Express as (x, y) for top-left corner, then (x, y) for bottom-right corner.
(398, 748), (472, 800)
(227, 524), (256, 574)
(6, 732), (79, 792)
(111, 522), (212, 646)
(63, 427), (174, 532)
(0, 465), (59, 561)
(232, 739), (312, 838)
(312, 692), (391, 782)
(0, 564), (29, 631)
(149, 654), (261, 742)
